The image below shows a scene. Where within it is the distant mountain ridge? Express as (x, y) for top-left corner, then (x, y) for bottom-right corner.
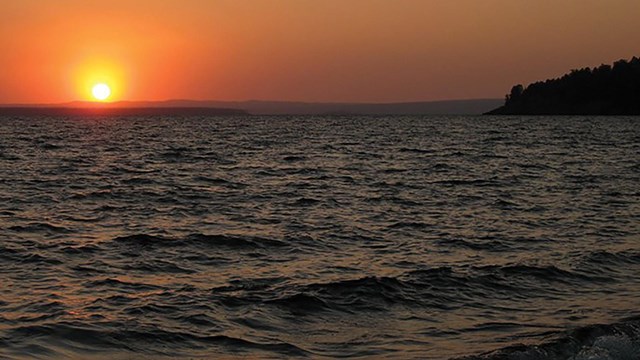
(487, 56), (640, 115)
(0, 107), (247, 117)
(0, 99), (502, 116)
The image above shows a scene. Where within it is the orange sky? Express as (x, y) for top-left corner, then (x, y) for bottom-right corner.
(1, 0), (639, 104)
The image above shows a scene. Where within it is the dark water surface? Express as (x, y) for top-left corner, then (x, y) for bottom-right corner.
(0, 115), (639, 359)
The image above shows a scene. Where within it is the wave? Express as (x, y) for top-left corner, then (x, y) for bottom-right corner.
(2, 321), (309, 357)
(282, 155), (307, 162)
(366, 196), (422, 206)
(112, 233), (289, 250)
(68, 190), (115, 200)
(435, 238), (513, 252)
(388, 221), (433, 229)
(398, 147), (435, 154)
(231, 263), (616, 314)
(87, 278), (165, 292)
(7, 222), (72, 234)
(473, 264), (601, 284)
(120, 260), (196, 274)
(582, 250), (640, 266)
(0, 246), (62, 265)
(460, 317), (640, 360)
(214, 270), (482, 312)
(291, 197), (322, 206)
(121, 176), (157, 185)
(193, 176), (247, 188)
(216, 276), (411, 313)
(432, 178), (503, 187)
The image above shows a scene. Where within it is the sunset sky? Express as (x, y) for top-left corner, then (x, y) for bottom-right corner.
(1, 0), (639, 104)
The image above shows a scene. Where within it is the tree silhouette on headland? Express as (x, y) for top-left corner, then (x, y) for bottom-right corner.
(487, 57), (640, 115)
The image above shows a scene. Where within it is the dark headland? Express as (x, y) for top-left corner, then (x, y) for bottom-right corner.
(487, 56), (640, 115)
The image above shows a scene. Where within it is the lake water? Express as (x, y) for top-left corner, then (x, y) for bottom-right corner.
(0, 115), (639, 359)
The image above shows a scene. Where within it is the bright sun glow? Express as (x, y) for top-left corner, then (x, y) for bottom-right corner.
(92, 83), (111, 101)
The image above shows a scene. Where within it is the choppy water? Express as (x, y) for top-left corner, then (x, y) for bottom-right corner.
(0, 115), (639, 359)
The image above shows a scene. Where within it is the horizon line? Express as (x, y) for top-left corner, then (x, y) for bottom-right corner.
(0, 97), (502, 108)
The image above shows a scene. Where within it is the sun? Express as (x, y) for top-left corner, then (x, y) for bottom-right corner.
(92, 83), (111, 101)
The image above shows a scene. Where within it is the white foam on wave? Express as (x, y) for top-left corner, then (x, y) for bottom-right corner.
(571, 334), (640, 360)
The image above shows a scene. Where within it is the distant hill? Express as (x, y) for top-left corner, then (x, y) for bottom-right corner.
(487, 57), (640, 115)
(0, 107), (247, 117)
(0, 99), (502, 116)
(0, 106), (247, 116)
(174, 99), (503, 115)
